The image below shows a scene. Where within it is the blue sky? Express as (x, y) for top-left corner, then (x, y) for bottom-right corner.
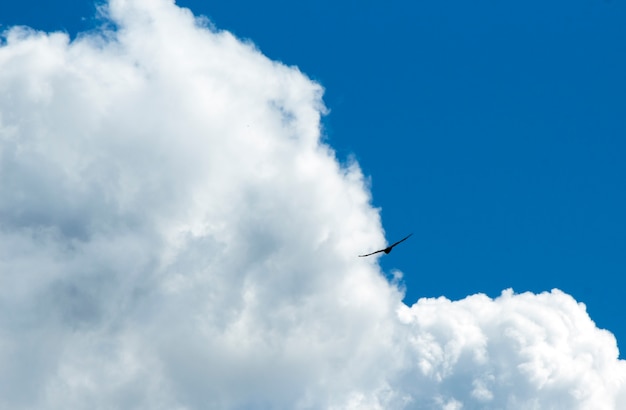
(1, 1), (626, 407)
(2, 0), (625, 348)
(181, 0), (626, 353)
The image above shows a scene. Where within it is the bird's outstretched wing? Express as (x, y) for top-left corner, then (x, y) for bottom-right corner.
(358, 233), (413, 257)
(358, 249), (386, 257)
(388, 233), (413, 249)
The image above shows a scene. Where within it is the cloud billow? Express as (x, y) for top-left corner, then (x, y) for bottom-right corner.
(0, 0), (624, 408)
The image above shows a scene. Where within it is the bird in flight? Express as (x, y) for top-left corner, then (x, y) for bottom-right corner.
(358, 233), (413, 257)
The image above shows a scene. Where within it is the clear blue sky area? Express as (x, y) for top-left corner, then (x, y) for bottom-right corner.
(2, 0), (625, 356)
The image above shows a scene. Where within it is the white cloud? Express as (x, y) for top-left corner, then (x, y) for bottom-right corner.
(395, 289), (626, 409)
(0, 0), (625, 409)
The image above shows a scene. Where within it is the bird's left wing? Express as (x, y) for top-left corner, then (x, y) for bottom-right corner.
(358, 249), (385, 257)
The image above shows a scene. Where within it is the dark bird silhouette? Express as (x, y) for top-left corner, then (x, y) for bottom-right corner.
(358, 233), (413, 257)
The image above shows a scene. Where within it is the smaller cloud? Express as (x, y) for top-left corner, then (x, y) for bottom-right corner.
(395, 289), (626, 409)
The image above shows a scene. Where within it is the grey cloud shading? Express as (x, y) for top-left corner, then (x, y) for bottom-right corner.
(0, 0), (625, 409)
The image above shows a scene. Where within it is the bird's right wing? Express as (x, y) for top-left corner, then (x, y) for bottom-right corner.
(389, 233), (413, 248)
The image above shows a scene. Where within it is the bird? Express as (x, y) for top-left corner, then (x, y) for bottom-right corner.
(358, 233), (413, 257)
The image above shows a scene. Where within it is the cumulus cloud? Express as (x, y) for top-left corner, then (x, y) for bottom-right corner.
(0, 0), (625, 408)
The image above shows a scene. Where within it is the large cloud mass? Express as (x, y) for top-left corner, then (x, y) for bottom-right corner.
(1, 0), (625, 408)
